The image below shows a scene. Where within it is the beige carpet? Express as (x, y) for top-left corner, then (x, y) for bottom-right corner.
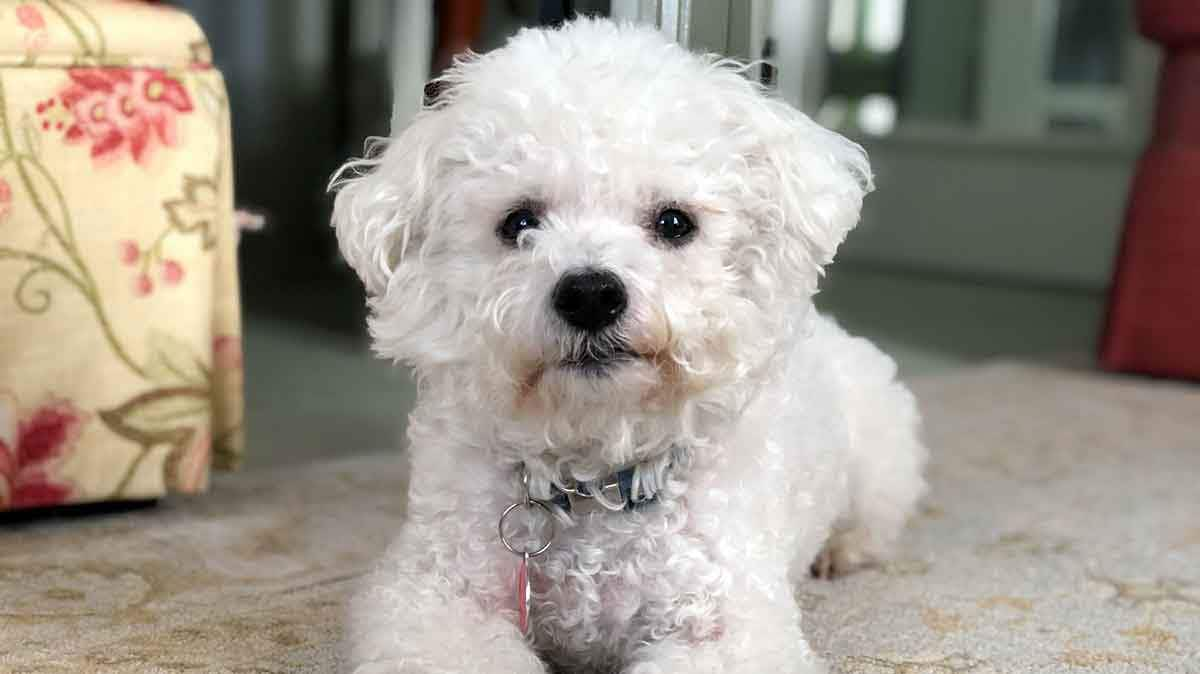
(1, 362), (1197, 673)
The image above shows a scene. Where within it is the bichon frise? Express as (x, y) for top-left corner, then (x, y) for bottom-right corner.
(332, 18), (926, 674)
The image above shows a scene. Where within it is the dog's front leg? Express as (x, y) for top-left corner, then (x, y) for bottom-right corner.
(622, 584), (826, 674)
(345, 524), (547, 674)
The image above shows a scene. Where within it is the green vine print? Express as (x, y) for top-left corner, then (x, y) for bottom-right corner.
(0, 75), (145, 376)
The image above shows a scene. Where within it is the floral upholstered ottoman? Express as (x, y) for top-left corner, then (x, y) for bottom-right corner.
(0, 1), (242, 511)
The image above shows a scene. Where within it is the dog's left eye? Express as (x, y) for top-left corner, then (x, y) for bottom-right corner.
(653, 208), (696, 245)
(497, 208), (541, 245)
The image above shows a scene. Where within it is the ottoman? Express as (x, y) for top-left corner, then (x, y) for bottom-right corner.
(0, 0), (242, 511)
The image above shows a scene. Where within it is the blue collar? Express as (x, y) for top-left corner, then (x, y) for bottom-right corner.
(546, 466), (655, 513)
(523, 446), (683, 514)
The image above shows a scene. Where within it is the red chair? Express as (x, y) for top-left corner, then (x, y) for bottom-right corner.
(1101, 0), (1200, 380)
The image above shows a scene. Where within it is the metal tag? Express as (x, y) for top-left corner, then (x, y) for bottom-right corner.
(516, 552), (531, 635)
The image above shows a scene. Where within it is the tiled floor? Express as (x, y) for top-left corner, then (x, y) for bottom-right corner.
(241, 266), (1106, 470)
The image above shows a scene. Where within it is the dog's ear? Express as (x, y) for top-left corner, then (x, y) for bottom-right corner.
(729, 86), (873, 291)
(329, 111), (447, 298)
(330, 108), (472, 366)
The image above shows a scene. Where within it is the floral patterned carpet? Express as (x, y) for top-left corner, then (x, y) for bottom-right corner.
(0, 362), (1197, 672)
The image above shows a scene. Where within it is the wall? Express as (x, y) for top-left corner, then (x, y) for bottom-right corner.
(842, 131), (1138, 290)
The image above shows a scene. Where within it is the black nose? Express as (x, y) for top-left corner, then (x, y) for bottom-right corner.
(552, 268), (627, 333)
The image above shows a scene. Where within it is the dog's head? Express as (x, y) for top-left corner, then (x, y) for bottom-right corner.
(332, 19), (870, 462)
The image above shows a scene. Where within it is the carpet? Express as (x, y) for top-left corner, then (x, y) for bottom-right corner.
(1, 362), (1197, 672)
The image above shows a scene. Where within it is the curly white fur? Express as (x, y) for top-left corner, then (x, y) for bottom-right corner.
(331, 18), (927, 674)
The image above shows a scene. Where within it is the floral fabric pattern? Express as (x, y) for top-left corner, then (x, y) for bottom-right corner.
(0, 176), (11, 220)
(14, 2), (46, 53)
(0, 393), (83, 508)
(0, 0), (242, 511)
(57, 67), (194, 164)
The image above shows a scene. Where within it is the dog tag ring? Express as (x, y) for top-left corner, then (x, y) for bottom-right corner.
(498, 472), (555, 636)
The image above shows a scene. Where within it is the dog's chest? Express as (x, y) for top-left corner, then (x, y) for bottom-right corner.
(528, 502), (726, 664)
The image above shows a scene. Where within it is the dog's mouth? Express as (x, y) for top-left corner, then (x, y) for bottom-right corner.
(559, 344), (641, 375)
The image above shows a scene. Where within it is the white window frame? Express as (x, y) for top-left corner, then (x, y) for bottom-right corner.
(979, 0), (1152, 142)
(610, 0), (768, 61)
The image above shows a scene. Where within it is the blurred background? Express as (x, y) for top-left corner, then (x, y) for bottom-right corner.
(166, 0), (1157, 469)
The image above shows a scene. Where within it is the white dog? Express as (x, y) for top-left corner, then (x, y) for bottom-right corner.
(332, 18), (926, 674)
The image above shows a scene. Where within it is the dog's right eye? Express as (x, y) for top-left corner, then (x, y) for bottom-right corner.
(497, 208), (541, 246)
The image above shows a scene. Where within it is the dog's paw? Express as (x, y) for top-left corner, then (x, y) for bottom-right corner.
(810, 529), (875, 579)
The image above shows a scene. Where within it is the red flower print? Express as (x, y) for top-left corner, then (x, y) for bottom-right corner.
(0, 393), (83, 509)
(0, 178), (11, 222)
(134, 273), (154, 296)
(15, 3), (44, 30)
(213, 335), (243, 370)
(119, 239), (140, 265)
(169, 428), (210, 493)
(15, 3), (47, 51)
(59, 68), (193, 164)
(161, 259), (185, 285)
